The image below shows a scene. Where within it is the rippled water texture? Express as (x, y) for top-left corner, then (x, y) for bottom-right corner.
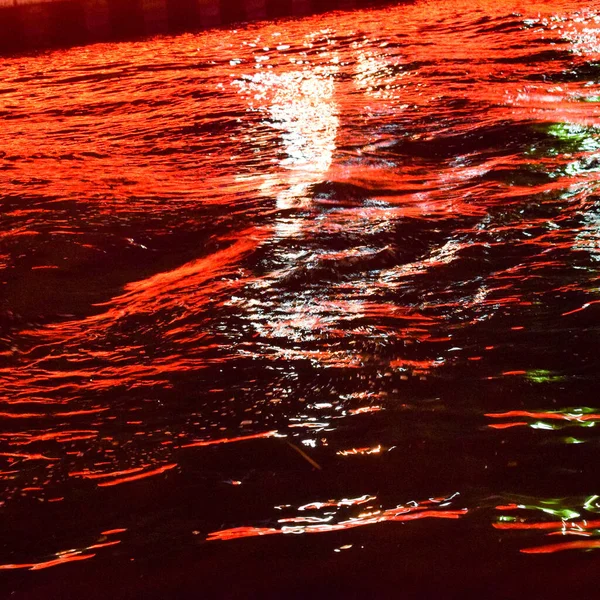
(2, 0), (600, 597)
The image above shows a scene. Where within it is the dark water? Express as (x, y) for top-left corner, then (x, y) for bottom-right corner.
(1, 0), (600, 597)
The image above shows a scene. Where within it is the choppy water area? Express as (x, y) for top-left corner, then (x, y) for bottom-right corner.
(1, 0), (600, 596)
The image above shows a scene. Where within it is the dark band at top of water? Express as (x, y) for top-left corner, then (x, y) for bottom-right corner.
(1, 0), (600, 596)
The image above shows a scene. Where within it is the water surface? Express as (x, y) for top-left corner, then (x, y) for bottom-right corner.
(1, 0), (600, 597)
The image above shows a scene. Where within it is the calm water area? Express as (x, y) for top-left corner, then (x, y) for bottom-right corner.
(1, 0), (600, 597)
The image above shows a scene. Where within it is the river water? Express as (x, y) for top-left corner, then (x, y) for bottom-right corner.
(1, 0), (600, 597)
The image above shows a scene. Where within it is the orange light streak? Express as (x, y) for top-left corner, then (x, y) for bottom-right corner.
(494, 520), (600, 531)
(208, 508), (467, 542)
(521, 540), (600, 554)
(69, 466), (150, 480)
(96, 464), (177, 487)
(0, 452), (58, 461)
(486, 410), (600, 422)
(101, 528), (127, 536)
(348, 406), (382, 415)
(182, 431), (278, 448)
(0, 553), (95, 571)
(86, 540), (121, 551)
(488, 422), (529, 430)
(562, 300), (600, 316)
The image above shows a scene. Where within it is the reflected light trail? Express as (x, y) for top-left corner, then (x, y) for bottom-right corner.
(208, 494), (466, 541)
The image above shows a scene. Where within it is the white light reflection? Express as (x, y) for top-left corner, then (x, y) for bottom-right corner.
(574, 203), (600, 261)
(234, 59), (339, 217)
(554, 11), (600, 57)
(230, 38), (368, 372)
(207, 492), (466, 542)
(352, 37), (406, 103)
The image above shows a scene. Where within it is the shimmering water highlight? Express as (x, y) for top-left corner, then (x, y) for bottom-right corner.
(1, 0), (600, 597)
